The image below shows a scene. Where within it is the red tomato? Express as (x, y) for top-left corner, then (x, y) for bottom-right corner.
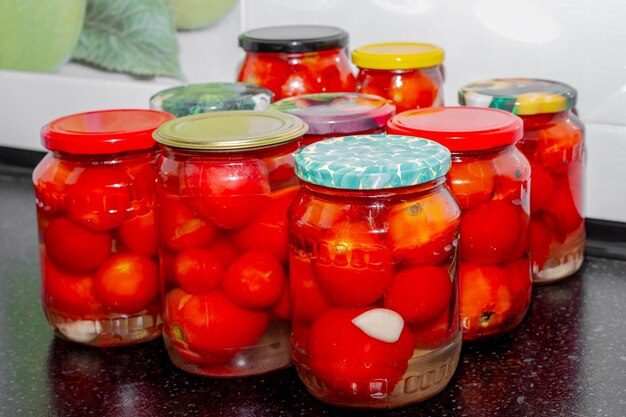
(94, 254), (159, 313)
(411, 306), (457, 350)
(33, 156), (80, 214)
(264, 152), (296, 185)
(174, 249), (224, 294)
(164, 288), (191, 328)
(182, 159), (271, 229)
(312, 221), (394, 307)
(160, 250), (178, 288)
(120, 154), (157, 198)
(65, 167), (132, 231)
(529, 217), (553, 271)
(237, 54), (291, 99)
(289, 255), (332, 324)
(542, 180), (583, 236)
(207, 236), (240, 269)
(44, 217), (111, 274)
(384, 266), (452, 326)
(491, 150), (531, 205)
(288, 191), (345, 242)
(222, 251), (286, 310)
(503, 258), (532, 314)
(529, 164), (554, 213)
(387, 193), (460, 265)
(118, 208), (158, 257)
(158, 196), (218, 252)
(388, 70), (439, 112)
(535, 119), (584, 175)
(231, 186), (298, 264)
(42, 256), (103, 317)
(281, 70), (317, 98)
(460, 200), (524, 264)
(447, 159), (495, 210)
(308, 307), (414, 400)
(177, 290), (269, 355)
(271, 285), (292, 320)
(459, 263), (512, 338)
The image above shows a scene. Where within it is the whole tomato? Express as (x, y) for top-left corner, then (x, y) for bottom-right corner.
(65, 167), (132, 232)
(43, 256), (103, 317)
(460, 200), (524, 265)
(529, 164), (554, 213)
(44, 217), (112, 274)
(289, 255), (332, 324)
(33, 155), (80, 214)
(534, 117), (584, 175)
(312, 221), (394, 307)
(94, 254), (159, 314)
(222, 251), (286, 310)
(388, 70), (439, 112)
(174, 249), (224, 294)
(459, 263), (512, 337)
(411, 307), (457, 350)
(271, 285), (292, 321)
(118, 208), (158, 257)
(542, 179), (583, 236)
(491, 149), (531, 205)
(158, 196), (218, 252)
(288, 190), (346, 242)
(529, 216), (554, 271)
(384, 265), (452, 326)
(447, 159), (495, 210)
(503, 258), (532, 313)
(387, 192), (460, 265)
(232, 186), (298, 264)
(182, 159), (271, 229)
(307, 307), (414, 400)
(175, 290), (269, 357)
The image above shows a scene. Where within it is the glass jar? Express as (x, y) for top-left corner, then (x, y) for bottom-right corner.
(352, 42), (444, 113)
(271, 92), (395, 147)
(289, 134), (461, 408)
(34, 109), (174, 346)
(388, 107), (531, 340)
(150, 82), (274, 117)
(459, 79), (585, 284)
(153, 110), (307, 377)
(237, 25), (356, 100)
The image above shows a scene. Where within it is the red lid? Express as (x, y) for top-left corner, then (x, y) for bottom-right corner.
(387, 107), (523, 152)
(41, 109), (175, 154)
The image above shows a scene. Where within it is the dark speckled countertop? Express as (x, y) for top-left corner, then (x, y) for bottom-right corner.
(1, 160), (625, 417)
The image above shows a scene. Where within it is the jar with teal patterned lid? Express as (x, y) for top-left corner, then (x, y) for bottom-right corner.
(288, 134), (461, 409)
(459, 78), (585, 284)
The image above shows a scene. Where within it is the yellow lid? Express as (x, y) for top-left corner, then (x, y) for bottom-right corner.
(514, 92), (569, 115)
(352, 42), (444, 70)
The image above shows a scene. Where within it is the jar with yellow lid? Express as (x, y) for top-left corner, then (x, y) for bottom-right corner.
(153, 110), (308, 377)
(459, 78), (585, 284)
(352, 42), (444, 113)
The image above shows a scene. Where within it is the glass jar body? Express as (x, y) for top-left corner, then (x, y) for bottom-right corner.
(289, 179), (461, 408)
(157, 141), (299, 377)
(447, 146), (532, 340)
(237, 48), (356, 100)
(355, 66), (444, 113)
(519, 110), (585, 283)
(33, 149), (162, 346)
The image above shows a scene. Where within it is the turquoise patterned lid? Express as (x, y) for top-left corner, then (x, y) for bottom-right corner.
(150, 82), (273, 117)
(294, 134), (450, 190)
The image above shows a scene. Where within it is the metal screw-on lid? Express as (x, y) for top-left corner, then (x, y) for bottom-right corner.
(294, 134), (451, 190)
(153, 110), (308, 151)
(239, 25), (349, 53)
(458, 78), (577, 115)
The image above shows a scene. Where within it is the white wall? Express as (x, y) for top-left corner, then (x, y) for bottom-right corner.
(2, 0), (625, 222)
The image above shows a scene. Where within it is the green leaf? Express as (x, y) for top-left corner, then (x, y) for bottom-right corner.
(72, 0), (182, 78)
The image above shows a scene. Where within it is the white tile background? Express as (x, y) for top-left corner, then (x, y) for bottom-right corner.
(2, 0), (625, 221)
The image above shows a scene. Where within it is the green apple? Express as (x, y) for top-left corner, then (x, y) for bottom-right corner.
(0, 0), (86, 73)
(170, 0), (237, 31)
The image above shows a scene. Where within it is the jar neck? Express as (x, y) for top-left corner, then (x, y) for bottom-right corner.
(247, 47), (346, 59)
(450, 143), (516, 160)
(160, 140), (299, 159)
(299, 176), (447, 200)
(51, 147), (157, 163)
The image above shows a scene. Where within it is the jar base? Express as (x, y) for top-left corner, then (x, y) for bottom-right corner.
(533, 231), (585, 284)
(296, 333), (462, 409)
(46, 309), (162, 347)
(164, 320), (292, 378)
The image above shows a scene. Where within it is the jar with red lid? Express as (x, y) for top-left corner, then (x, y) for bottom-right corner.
(388, 107), (531, 340)
(34, 109), (174, 346)
(152, 110), (307, 377)
(289, 134), (461, 408)
(271, 92), (395, 147)
(237, 25), (356, 100)
(459, 79), (585, 284)
(352, 42), (444, 113)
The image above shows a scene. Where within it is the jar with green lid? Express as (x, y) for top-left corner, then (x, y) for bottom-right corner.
(352, 42), (444, 113)
(271, 92), (395, 147)
(149, 82), (273, 117)
(34, 109), (174, 346)
(289, 134), (461, 408)
(459, 79), (585, 284)
(153, 110), (308, 377)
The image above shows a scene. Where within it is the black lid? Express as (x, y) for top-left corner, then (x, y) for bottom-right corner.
(238, 25), (349, 53)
